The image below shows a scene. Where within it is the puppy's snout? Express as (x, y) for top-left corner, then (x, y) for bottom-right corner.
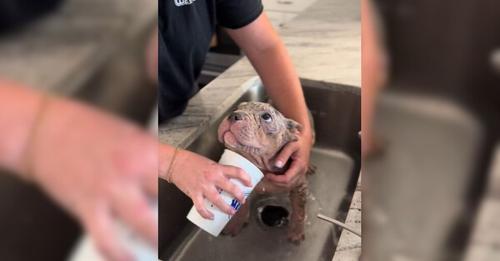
(229, 111), (243, 122)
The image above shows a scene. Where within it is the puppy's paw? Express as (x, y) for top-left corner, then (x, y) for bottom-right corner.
(221, 219), (248, 237)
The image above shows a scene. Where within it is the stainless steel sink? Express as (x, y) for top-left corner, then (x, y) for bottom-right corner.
(364, 91), (490, 260)
(159, 79), (361, 261)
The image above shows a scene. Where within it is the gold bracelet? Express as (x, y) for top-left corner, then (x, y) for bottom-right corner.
(21, 93), (53, 182)
(166, 147), (179, 183)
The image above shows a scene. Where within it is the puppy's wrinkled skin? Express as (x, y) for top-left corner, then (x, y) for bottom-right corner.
(217, 102), (313, 243)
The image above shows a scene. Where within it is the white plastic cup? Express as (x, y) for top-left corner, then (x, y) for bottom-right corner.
(187, 149), (264, 237)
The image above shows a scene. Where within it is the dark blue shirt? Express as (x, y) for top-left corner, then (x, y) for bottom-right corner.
(158, 0), (263, 122)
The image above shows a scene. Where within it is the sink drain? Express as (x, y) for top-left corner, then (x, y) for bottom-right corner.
(259, 205), (289, 228)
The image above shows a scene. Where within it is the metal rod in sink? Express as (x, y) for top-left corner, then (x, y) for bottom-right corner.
(317, 213), (361, 237)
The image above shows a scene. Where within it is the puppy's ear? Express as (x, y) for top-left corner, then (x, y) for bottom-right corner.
(287, 119), (303, 132)
(286, 119), (302, 142)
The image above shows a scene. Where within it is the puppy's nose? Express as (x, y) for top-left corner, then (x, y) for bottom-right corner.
(229, 112), (243, 122)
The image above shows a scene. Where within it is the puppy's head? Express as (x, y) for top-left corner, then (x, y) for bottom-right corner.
(217, 102), (302, 171)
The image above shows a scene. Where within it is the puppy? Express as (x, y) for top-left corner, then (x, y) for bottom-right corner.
(217, 101), (313, 243)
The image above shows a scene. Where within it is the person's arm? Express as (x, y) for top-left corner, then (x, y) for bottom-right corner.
(0, 80), (157, 261)
(225, 12), (313, 187)
(159, 143), (252, 219)
(0, 80), (43, 175)
(361, 0), (387, 157)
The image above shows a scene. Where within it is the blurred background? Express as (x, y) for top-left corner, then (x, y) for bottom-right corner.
(0, 0), (156, 260)
(364, 0), (500, 260)
(3, 0), (499, 260)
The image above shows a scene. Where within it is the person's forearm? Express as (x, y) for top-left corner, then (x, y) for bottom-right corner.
(158, 143), (178, 181)
(247, 40), (311, 137)
(226, 13), (312, 139)
(0, 80), (45, 175)
(361, 0), (387, 156)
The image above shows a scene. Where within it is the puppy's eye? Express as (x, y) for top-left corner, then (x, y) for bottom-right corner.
(261, 112), (273, 122)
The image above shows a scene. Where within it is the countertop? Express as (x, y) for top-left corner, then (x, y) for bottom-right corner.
(0, 0), (156, 94)
(464, 144), (500, 260)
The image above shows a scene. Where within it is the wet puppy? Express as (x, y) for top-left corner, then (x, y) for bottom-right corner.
(217, 101), (313, 243)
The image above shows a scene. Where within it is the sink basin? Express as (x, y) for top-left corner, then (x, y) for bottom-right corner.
(364, 91), (489, 260)
(159, 79), (361, 261)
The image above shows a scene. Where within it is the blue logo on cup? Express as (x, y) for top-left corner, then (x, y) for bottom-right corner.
(230, 199), (241, 211)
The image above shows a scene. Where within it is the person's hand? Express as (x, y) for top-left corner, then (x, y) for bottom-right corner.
(27, 98), (157, 261)
(168, 148), (252, 219)
(265, 130), (313, 188)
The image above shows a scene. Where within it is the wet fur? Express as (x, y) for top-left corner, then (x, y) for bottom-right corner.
(218, 102), (315, 243)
